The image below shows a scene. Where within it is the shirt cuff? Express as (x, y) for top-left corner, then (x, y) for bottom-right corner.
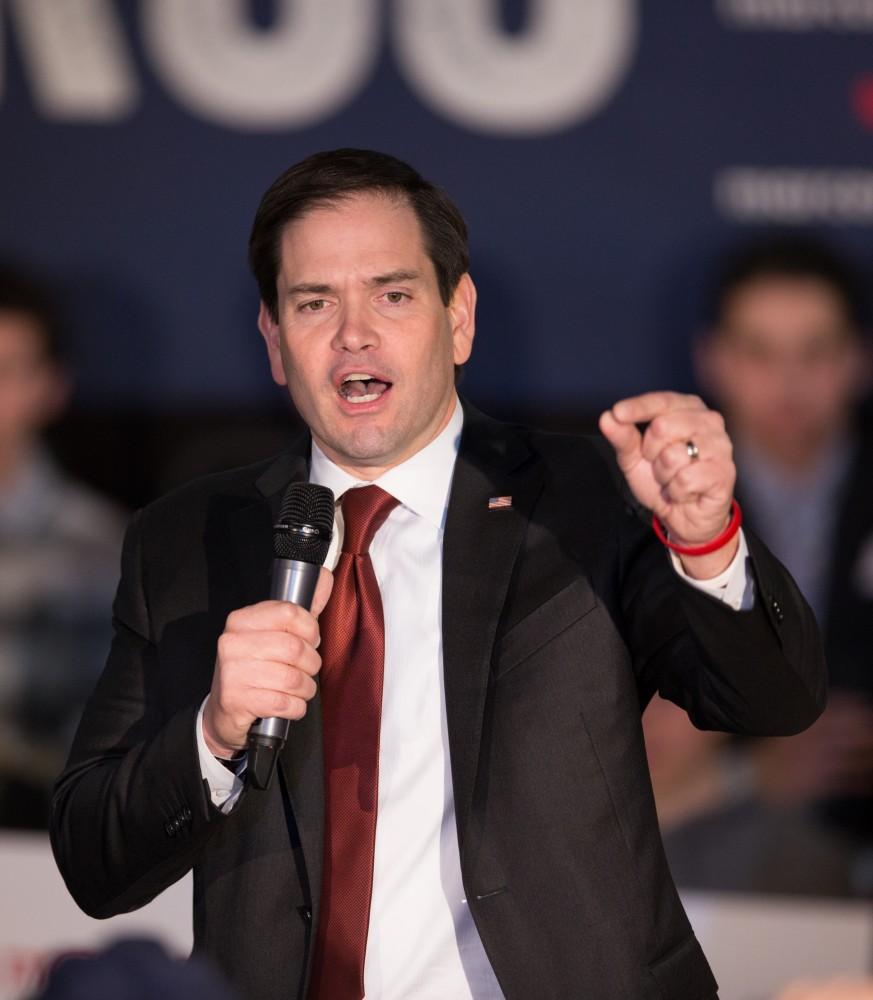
(196, 696), (246, 814)
(669, 529), (755, 611)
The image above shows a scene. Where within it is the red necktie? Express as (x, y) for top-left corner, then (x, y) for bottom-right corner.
(307, 485), (399, 1000)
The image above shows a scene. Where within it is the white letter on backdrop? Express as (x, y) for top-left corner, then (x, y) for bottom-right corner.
(393, 0), (638, 134)
(0, 0), (137, 119)
(141, 0), (379, 130)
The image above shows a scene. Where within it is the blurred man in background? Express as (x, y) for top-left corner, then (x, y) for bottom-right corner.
(644, 234), (873, 897)
(0, 264), (124, 829)
(643, 692), (856, 895)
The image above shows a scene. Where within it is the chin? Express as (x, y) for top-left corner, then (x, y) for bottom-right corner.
(331, 424), (403, 463)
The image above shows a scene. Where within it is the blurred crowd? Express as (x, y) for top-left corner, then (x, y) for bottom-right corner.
(644, 235), (873, 900)
(27, 939), (873, 1000)
(0, 234), (871, 922)
(0, 266), (124, 829)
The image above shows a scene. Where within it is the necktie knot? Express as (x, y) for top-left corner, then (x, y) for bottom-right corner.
(340, 485), (399, 555)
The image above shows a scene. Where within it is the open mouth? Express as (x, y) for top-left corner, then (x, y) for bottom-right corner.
(337, 372), (393, 405)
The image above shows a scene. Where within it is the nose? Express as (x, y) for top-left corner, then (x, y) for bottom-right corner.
(331, 300), (379, 354)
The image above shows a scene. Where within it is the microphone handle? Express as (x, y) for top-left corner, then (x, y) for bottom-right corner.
(247, 557), (321, 790)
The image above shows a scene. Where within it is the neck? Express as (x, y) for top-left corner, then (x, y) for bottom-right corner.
(0, 440), (35, 492)
(736, 423), (847, 479)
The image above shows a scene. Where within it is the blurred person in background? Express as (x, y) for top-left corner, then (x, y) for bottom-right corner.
(644, 234), (873, 897)
(33, 938), (240, 1000)
(644, 693), (856, 895)
(0, 263), (124, 829)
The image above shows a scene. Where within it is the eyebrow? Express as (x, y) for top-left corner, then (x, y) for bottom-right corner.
(285, 270), (422, 298)
(367, 269), (421, 287)
(286, 282), (333, 297)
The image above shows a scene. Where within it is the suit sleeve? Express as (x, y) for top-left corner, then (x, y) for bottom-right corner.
(50, 509), (226, 919)
(619, 502), (826, 736)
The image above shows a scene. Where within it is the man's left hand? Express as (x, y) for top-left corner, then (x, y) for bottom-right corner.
(599, 391), (738, 579)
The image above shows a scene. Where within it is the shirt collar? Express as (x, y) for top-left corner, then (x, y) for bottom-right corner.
(0, 446), (61, 535)
(308, 395), (463, 531)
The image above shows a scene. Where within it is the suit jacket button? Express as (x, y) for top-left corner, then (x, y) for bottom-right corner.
(164, 822), (177, 837)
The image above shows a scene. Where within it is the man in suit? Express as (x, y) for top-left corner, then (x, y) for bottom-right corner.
(51, 150), (824, 1000)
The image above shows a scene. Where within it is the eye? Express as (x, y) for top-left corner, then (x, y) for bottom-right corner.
(382, 291), (408, 304)
(300, 299), (327, 312)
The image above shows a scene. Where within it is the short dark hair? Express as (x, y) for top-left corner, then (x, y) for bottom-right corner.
(248, 148), (469, 320)
(0, 262), (64, 362)
(709, 233), (868, 332)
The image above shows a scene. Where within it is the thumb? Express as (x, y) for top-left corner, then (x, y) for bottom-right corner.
(311, 566), (334, 618)
(599, 409), (643, 472)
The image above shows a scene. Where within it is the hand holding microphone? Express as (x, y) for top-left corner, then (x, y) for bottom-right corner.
(202, 483), (335, 789)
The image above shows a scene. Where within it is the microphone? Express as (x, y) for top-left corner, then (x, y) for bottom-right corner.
(247, 482), (335, 791)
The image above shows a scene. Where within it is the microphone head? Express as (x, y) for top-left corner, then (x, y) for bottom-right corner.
(274, 482), (335, 565)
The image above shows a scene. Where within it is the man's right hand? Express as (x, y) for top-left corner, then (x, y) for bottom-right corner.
(202, 566), (333, 758)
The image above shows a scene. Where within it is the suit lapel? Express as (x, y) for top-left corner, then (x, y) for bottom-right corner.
(224, 447), (309, 609)
(442, 403), (544, 847)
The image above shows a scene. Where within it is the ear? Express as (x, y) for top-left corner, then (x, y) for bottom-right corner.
(258, 301), (288, 387)
(692, 328), (724, 398)
(448, 273), (477, 366)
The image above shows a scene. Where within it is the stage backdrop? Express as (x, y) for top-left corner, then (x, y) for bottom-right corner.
(1, 0), (873, 416)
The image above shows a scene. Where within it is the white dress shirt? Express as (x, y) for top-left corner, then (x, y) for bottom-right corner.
(197, 396), (753, 998)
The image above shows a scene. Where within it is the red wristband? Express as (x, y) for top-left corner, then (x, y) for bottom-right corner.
(652, 499), (743, 557)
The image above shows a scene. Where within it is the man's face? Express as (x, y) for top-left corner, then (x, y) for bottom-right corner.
(0, 310), (65, 456)
(699, 277), (867, 467)
(259, 192), (475, 477)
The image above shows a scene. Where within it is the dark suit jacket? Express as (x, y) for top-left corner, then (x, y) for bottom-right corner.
(51, 403), (826, 1000)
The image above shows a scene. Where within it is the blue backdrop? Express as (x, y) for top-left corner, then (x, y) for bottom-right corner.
(1, 0), (872, 414)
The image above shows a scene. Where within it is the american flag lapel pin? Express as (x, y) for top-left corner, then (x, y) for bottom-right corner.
(488, 496), (513, 510)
